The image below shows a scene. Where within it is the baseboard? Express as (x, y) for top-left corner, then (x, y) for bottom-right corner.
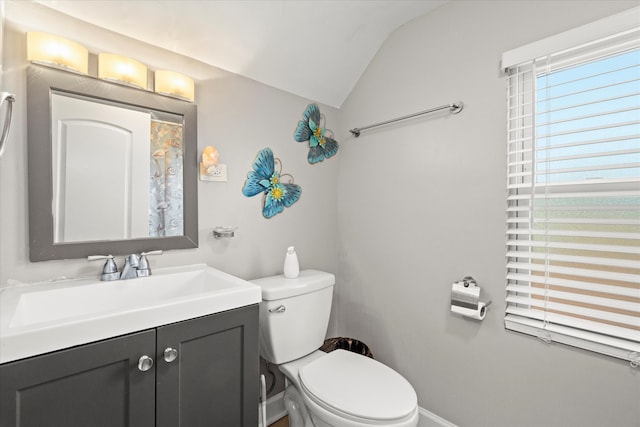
(418, 406), (457, 427)
(262, 391), (456, 427)
(263, 391), (287, 426)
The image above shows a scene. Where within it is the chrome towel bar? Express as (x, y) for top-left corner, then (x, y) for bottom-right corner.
(349, 101), (463, 137)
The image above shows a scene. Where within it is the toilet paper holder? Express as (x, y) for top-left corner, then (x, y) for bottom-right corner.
(450, 276), (491, 320)
(459, 276), (477, 288)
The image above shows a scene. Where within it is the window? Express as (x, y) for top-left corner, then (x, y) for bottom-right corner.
(503, 9), (640, 362)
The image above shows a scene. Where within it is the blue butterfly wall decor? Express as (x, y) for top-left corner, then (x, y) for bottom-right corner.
(294, 104), (339, 164)
(242, 148), (302, 218)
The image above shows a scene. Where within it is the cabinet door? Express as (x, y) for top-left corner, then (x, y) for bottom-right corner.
(0, 330), (156, 427)
(156, 305), (259, 427)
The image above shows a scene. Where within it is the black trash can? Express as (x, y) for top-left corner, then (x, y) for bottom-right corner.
(319, 337), (374, 359)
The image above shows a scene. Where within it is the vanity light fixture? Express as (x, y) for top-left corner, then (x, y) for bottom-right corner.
(98, 53), (148, 89)
(155, 70), (195, 102)
(26, 32), (89, 74)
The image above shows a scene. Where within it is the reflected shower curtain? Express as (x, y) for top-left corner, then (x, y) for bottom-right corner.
(149, 120), (184, 237)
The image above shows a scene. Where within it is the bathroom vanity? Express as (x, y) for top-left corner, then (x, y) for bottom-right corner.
(0, 265), (261, 427)
(3, 57), (263, 426)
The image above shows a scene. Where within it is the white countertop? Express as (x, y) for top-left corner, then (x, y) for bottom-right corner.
(0, 264), (261, 364)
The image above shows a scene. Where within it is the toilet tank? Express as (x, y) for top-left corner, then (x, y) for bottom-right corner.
(251, 270), (335, 364)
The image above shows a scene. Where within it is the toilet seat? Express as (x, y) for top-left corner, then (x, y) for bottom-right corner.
(299, 350), (417, 422)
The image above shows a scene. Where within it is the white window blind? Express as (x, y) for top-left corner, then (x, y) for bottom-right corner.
(505, 19), (640, 362)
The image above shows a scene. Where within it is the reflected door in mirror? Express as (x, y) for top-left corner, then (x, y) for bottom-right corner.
(51, 93), (150, 243)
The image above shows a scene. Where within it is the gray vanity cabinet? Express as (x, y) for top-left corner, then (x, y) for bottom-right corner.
(0, 330), (156, 427)
(156, 304), (259, 427)
(0, 305), (259, 427)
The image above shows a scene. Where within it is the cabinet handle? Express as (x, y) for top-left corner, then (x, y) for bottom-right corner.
(138, 355), (154, 372)
(163, 347), (178, 363)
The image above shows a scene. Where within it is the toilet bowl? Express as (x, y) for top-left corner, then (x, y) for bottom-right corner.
(285, 350), (418, 427)
(252, 271), (419, 427)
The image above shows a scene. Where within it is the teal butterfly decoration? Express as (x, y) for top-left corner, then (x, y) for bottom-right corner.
(294, 104), (339, 164)
(242, 148), (301, 218)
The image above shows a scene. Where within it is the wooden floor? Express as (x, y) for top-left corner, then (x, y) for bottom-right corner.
(269, 415), (289, 427)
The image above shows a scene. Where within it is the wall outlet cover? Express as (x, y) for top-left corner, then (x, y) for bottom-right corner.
(200, 163), (227, 182)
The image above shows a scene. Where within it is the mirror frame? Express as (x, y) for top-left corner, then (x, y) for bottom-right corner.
(27, 65), (198, 261)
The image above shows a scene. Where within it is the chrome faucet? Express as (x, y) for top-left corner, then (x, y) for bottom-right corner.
(88, 255), (120, 281)
(121, 250), (163, 280)
(120, 254), (140, 280)
(88, 251), (162, 281)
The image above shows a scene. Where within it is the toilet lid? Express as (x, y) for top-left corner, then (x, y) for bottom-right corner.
(299, 350), (417, 421)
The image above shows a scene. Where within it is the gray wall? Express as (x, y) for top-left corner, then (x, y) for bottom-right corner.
(336, 1), (639, 426)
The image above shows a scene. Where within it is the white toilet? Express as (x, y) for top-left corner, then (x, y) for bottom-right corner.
(252, 270), (419, 427)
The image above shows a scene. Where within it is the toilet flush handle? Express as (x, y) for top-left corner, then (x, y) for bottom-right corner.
(269, 305), (286, 313)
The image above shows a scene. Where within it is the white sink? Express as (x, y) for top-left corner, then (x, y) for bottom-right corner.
(0, 264), (261, 364)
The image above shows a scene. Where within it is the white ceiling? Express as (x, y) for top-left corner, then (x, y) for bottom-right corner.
(35, 1), (446, 107)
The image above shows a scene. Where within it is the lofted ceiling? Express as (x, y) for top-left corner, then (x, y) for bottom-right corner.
(35, 0), (446, 107)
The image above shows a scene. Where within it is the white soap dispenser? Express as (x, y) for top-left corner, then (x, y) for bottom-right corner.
(283, 246), (299, 279)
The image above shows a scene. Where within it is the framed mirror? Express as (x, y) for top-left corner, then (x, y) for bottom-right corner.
(27, 65), (198, 261)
